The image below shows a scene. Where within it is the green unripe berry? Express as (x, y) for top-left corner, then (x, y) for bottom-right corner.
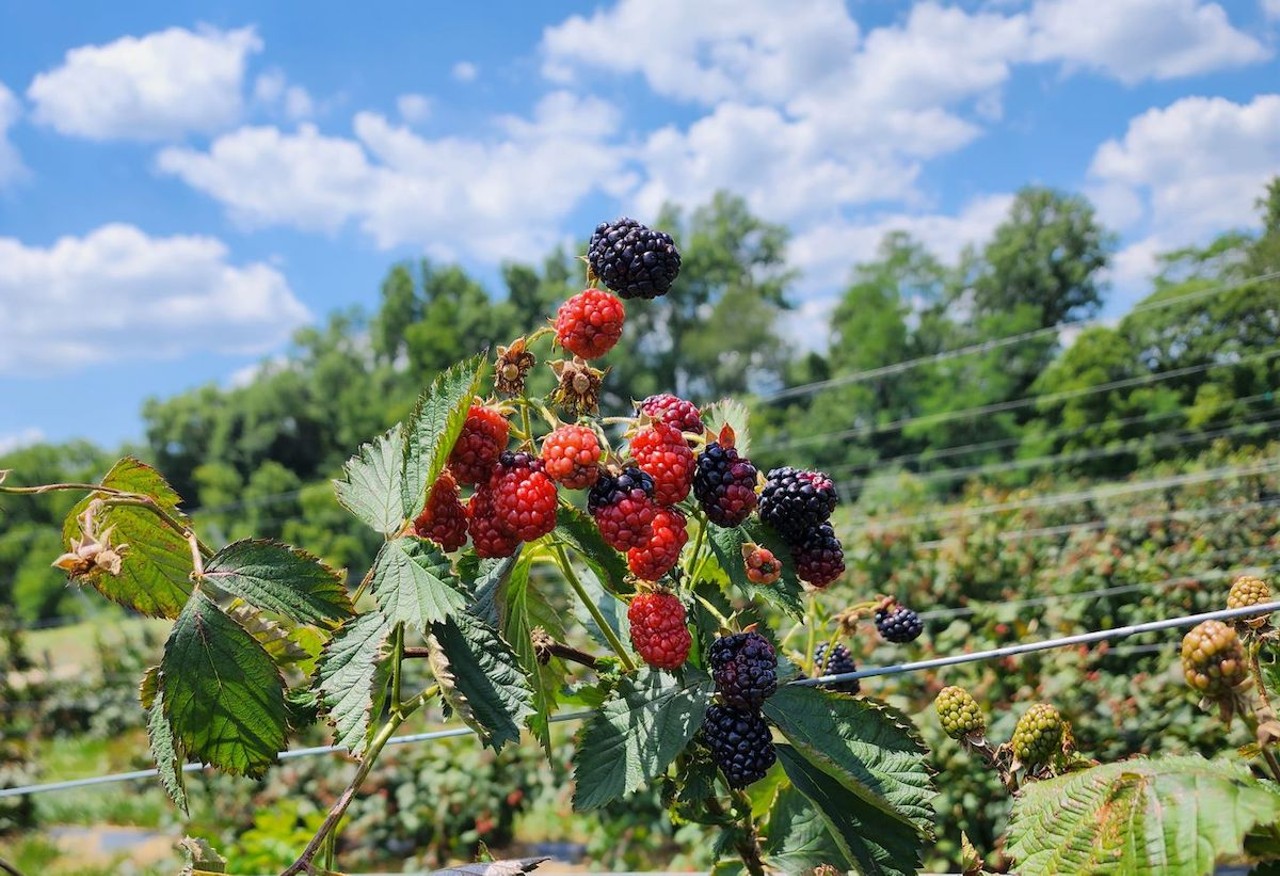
(1181, 620), (1247, 694)
(1011, 703), (1064, 768)
(934, 686), (985, 740)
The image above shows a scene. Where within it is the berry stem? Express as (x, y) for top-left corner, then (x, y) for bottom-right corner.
(550, 543), (636, 672)
(729, 788), (767, 876)
(390, 621), (405, 715)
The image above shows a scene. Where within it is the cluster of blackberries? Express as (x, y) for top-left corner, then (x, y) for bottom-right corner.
(702, 632), (779, 787)
(759, 467), (845, 588)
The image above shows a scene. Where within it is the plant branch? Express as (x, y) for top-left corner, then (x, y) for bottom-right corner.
(731, 788), (766, 876)
(531, 628), (599, 669)
(551, 543), (635, 672)
(391, 622), (405, 715)
(98, 495), (214, 558)
(0, 856), (26, 876)
(280, 709), (407, 876)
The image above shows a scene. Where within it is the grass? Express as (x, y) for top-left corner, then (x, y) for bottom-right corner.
(23, 616), (168, 675)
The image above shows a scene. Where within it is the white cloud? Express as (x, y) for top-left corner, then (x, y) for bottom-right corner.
(0, 224), (309, 374)
(0, 82), (25, 186)
(0, 428), (45, 456)
(27, 25), (262, 141)
(253, 69), (314, 120)
(1089, 94), (1280, 239)
(452, 61), (479, 82)
(1030, 0), (1269, 83)
(157, 91), (629, 261)
(1104, 235), (1168, 311)
(542, 0), (859, 105)
(396, 93), (432, 123)
(1265, 0), (1280, 21)
(788, 194), (1015, 296)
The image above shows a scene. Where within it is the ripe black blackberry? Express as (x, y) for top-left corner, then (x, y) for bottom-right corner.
(588, 218), (681, 300)
(692, 435), (758, 528)
(790, 522), (845, 588)
(709, 631), (778, 709)
(875, 603), (923, 643)
(813, 642), (860, 695)
(701, 704), (776, 788)
(759, 467), (838, 543)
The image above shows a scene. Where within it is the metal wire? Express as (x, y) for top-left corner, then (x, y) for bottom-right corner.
(6, 602), (1280, 800)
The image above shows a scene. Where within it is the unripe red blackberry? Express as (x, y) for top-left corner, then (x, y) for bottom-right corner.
(709, 631), (777, 709)
(466, 483), (520, 559)
(630, 422), (694, 506)
(759, 467), (838, 543)
(627, 591), (691, 669)
(693, 431), (758, 528)
(554, 288), (625, 360)
(448, 405), (509, 486)
(489, 451), (558, 543)
(813, 643), (860, 695)
(627, 507), (688, 581)
(1011, 703), (1064, 768)
(934, 686), (984, 741)
(1181, 620), (1247, 695)
(588, 466), (656, 551)
(742, 543), (782, 585)
(540, 424), (601, 490)
(588, 218), (681, 300)
(639, 393), (704, 435)
(412, 470), (468, 551)
(701, 704), (776, 788)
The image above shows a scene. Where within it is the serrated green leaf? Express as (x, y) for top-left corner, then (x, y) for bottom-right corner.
(707, 521), (804, 619)
(203, 539), (351, 627)
(61, 457), (192, 618)
(401, 354), (487, 519)
(570, 561), (630, 653)
(494, 555), (564, 754)
(778, 744), (925, 876)
(763, 684), (934, 831)
(1007, 755), (1280, 876)
(372, 537), (468, 632)
(572, 668), (714, 810)
(429, 611), (535, 750)
(465, 552), (524, 628)
(161, 592), (287, 777)
(553, 504), (632, 596)
(226, 602), (311, 667)
(703, 398), (751, 456)
(177, 837), (227, 875)
(315, 611), (392, 755)
(763, 786), (852, 874)
(334, 424), (406, 535)
(147, 684), (187, 814)
(139, 665), (159, 710)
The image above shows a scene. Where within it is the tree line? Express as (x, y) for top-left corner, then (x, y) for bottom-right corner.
(3, 181), (1278, 621)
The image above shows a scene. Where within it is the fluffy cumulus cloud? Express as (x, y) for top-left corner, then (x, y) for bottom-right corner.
(253, 69), (314, 121)
(0, 225), (309, 373)
(0, 82), (24, 186)
(1029, 0), (1269, 83)
(156, 91), (630, 261)
(27, 25), (262, 141)
(0, 428), (45, 456)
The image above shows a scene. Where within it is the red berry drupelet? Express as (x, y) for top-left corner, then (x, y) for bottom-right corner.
(587, 217), (682, 300)
(412, 470), (468, 551)
(743, 543), (782, 585)
(449, 405), (510, 486)
(702, 704), (776, 788)
(628, 507), (688, 581)
(709, 631), (778, 710)
(790, 522), (845, 588)
(639, 393), (704, 436)
(876, 602), (924, 644)
(630, 422), (694, 506)
(467, 483), (520, 559)
(588, 466), (657, 551)
(554, 288), (626, 360)
(627, 590), (692, 670)
(813, 643), (860, 695)
(693, 429), (758, 528)
(489, 451), (559, 543)
(541, 425), (602, 490)
(759, 467), (838, 543)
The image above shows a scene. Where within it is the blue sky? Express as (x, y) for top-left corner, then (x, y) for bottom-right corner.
(2, 0), (1279, 453)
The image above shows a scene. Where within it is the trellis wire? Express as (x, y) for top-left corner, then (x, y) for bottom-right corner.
(5, 600), (1279, 800)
